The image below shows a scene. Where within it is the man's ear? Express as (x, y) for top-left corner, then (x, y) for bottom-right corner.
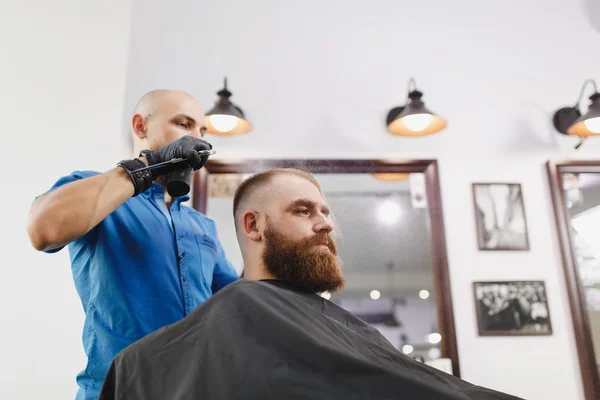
(242, 211), (261, 241)
(132, 113), (147, 139)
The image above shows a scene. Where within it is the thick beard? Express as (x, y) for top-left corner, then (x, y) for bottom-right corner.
(261, 221), (345, 294)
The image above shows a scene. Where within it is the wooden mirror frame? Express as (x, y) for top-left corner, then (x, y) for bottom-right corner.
(193, 158), (460, 376)
(547, 160), (600, 400)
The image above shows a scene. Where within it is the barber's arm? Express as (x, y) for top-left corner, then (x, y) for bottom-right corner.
(26, 136), (211, 252)
(26, 166), (140, 252)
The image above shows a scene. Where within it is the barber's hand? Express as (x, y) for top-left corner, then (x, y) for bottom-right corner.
(143, 136), (212, 178)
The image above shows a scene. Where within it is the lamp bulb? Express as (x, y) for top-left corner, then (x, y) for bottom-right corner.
(210, 115), (238, 132)
(403, 114), (432, 132)
(427, 332), (442, 344)
(378, 200), (401, 224)
(584, 117), (600, 134)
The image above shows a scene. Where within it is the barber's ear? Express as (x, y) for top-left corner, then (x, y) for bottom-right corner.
(132, 114), (147, 139)
(242, 211), (261, 241)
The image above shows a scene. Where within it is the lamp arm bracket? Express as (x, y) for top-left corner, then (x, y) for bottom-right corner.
(407, 77), (417, 96)
(574, 78), (598, 106)
(575, 137), (587, 150)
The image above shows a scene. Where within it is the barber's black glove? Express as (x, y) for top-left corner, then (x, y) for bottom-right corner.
(141, 136), (212, 179)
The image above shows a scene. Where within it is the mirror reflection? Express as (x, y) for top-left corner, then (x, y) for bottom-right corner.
(562, 171), (600, 377)
(206, 171), (444, 364)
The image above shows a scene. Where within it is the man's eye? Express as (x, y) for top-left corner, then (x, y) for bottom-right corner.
(178, 122), (189, 128)
(296, 209), (310, 215)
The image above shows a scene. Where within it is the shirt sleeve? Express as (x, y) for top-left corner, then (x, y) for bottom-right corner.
(211, 235), (240, 294)
(34, 170), (101, 254)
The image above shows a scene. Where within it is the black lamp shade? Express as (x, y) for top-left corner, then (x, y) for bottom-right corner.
(205, 78), (252, 135)
(567, 93), (600, 137)
(387, 90), (447, 136)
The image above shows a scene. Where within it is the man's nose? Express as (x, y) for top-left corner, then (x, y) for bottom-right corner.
(314, 215), (334, 234)
(189, 129), (202, 139)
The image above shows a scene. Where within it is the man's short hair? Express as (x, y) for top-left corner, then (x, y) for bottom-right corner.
(232, 168), (322, 231)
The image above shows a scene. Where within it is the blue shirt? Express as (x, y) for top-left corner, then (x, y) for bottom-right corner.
(40, 170), (239, 400)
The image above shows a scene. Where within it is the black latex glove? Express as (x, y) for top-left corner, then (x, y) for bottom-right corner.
(142, 136), (212, 179)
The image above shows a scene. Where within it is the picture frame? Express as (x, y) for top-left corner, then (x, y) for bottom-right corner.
(473, 281), (553, 336)
(472, 182), (530, 251)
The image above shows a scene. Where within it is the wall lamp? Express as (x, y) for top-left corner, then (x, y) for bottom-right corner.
(205, 77), (252, 135)
(386, 78), (447, 136)
(371, 173), (410, 182)
(552, 78), (600, 149)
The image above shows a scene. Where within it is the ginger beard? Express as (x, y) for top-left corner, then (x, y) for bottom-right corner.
(261, 218), (345, 294)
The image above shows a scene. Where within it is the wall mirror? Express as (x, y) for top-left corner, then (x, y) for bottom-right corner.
(548, 160), (600, 400)
(193, 159), (460, 376)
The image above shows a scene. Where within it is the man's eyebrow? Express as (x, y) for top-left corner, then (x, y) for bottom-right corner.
(173, 114), (208, 132)
(286, 199), (313, 211)
(172, 114), (197, 124)
(286, 198), (330, 214)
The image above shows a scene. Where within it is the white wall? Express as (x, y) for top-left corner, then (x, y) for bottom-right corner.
(0, 1), (133, 399)
(122, 1), (600, 399)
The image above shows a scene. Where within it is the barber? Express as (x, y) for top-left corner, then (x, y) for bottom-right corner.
(26, 90), (240, 400)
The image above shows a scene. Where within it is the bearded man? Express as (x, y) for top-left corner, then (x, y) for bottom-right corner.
(98, 168), (523, 400)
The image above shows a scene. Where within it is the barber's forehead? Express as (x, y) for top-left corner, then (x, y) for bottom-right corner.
(161, 92), (204, 115)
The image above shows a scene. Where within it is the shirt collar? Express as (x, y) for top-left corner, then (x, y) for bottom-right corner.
(141, 182), (190, 203)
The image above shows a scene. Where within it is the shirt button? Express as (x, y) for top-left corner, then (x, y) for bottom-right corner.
(182, 277), (186, 282)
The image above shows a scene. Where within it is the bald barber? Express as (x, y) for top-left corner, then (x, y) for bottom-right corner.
(26, 90), (240, 400)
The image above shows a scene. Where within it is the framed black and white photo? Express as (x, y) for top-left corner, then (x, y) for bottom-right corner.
(473, 281), (552, 336)
(472, 183), (529, 251)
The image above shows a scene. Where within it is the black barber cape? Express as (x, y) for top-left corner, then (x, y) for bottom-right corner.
(98, 279), (524, 400)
